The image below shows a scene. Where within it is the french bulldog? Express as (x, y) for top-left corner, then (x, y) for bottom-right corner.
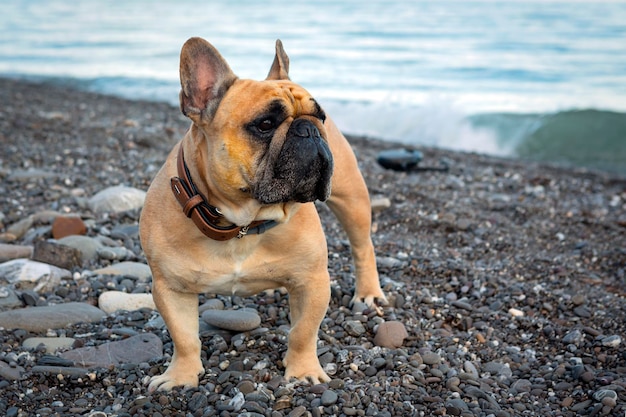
(139, 37), (387, 391)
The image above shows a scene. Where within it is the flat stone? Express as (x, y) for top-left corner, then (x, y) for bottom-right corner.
(57, 235), (103, 263)
(0, 302), (106, 332)
(32, 240), (83, 270)
(51, 215), (87, 239)
(8, 168), (58, 181)
(0, 259), (71, 293)
(88, 185), (146, 214)
(0, 360), (25, 380)
(23, 337), (76, 353)
(60, 333), (162, 367)
(31, 366), (90, 378)
(98, 291), (156, 314)
(0, 243), (33, 262)
(93, 261), (152, 281)
(373, 321), (408, 348)
(201, 309), (261, 332)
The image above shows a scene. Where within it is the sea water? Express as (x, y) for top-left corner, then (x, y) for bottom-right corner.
(1, 0), (625, 173)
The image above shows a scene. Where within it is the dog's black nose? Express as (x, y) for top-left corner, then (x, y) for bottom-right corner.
(290, 118), (322, 140)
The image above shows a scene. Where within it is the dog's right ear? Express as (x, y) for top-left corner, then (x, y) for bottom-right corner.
(179, 37), (237, 121)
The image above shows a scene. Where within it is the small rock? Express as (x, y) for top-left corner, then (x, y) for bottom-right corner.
(201, 309), (261, 332)
(199, 299), (225, 313)
(8, 169), (57, 181)
(421, 352), (442, 365)
(373, 321), (408, 348)
(0, 243), (33, 262)
(93, 262), (152, 281)
(187, 391), (208, 412)
(0, 360), (25, 380)
(5, 216), (34, 240)
(573, 306), (591, 318)
(57, 235), (103, 263)
(61, 333), (162, 367)
(344, 320), (366, 337)
(88, 185), (146, 214)
(98, 291), (156, 314)
(376, 256), (406, 269)
(23, 337), (76, 353)
(370, 197), (391, 212)
(509, 379), (532, 394)
(51, 215), (87, 239)
(562, 329), (584, 345)
(0, 302), (106, 332)
(593, 389), (617, 403)
(600, 335), (621, 348)
(0, 286), (22, 311)
(32, 240), (83, 270)
(508, 308), (524, 317)
(0, 259), (71, 293)
(320, 389), (338, 406)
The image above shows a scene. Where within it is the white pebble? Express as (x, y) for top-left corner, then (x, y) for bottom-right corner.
(508, 308), (524, 317)
(98, 291), (155, 314)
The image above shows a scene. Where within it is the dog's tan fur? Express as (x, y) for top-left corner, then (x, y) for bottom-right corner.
(140, 37), (386, 392)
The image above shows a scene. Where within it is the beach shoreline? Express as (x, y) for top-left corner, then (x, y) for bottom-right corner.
(0, 77), (625, 416)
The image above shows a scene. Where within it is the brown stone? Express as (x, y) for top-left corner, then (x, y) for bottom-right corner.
(374, 321), (409, 348)
(51, 215), (86, 239)
(32, 240), (83, 270)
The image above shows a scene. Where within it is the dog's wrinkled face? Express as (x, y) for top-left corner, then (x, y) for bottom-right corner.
(179, 37), (333, 206)
(210, 79), (333, 205)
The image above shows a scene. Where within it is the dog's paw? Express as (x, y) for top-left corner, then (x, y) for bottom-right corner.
(147, 365), (203, 392)
(351, 289), (388, 308)
(284, 362), (331, 385)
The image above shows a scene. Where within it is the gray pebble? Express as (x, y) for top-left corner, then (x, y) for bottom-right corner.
(422, 352), (441, 365)
(201, 309), (261, 332)
(562, 329), (584, 345)
(600, 334), (621, 348)
(344, 320), (366, 336)
(320, 389), (338, 406)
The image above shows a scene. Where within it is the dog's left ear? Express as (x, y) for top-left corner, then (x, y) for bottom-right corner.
(266, 39), (290, 81)
(179, 37), (237, 121)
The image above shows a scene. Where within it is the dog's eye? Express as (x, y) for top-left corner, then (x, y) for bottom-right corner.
(257, 119), (276, 133)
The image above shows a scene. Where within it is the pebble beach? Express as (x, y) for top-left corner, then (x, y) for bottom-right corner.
(0, 77), (625, 416)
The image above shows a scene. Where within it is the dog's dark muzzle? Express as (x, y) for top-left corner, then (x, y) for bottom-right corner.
(254, 118), (333, 205)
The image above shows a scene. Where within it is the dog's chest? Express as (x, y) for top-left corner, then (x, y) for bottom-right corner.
(167, 242), (289, 296)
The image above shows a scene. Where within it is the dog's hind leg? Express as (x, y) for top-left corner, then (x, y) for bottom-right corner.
(324, 118), (388, 307)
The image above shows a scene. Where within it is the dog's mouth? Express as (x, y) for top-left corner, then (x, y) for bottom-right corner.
(253, 118), (333, 205)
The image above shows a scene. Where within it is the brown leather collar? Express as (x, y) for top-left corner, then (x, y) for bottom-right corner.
(170, 144), (277, 241)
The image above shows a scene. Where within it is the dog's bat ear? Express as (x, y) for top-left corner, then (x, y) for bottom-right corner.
(179, 37), (237, 120)
(266, 39), (290, 81)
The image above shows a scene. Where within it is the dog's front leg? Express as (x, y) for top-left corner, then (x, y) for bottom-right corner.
(148, 275), (204, 392)
(283, 276), (331, 384)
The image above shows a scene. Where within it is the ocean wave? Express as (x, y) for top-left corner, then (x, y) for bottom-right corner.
(10, 74), (626, 175)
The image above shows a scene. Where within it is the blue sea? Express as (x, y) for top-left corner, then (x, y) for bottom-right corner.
(1, 0), (625, 174)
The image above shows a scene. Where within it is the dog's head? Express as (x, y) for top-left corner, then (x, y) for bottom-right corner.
(178, 37), (333, 205)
